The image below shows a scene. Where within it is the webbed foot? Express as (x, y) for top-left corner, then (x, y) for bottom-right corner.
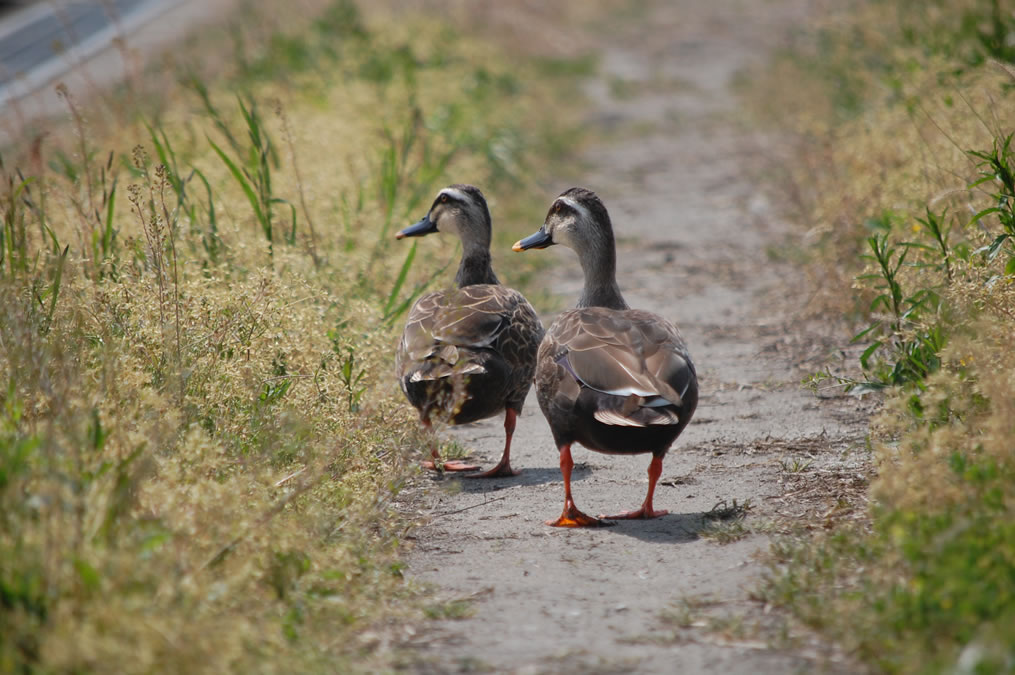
(547, 502), (615, 528)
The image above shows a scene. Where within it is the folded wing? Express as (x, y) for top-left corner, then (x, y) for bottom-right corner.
(398, 286), (519, 383)
(554, 308), (696, 427)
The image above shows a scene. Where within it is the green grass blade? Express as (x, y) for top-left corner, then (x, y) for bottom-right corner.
(208, 136), (266, 229)
(271, 198), (297, 245)
(104, 179), (117, 256)
(45, 245), (69, 331)
(192, 168), (217, 230)
(190, 76), (241, 155)
(384, 241), (416, 315)
(968, 206), (1002, 226)
(382, 251), (453, 325)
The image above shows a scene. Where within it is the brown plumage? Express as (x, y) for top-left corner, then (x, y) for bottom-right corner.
(514, 187), (697, 525)
(395, 184), (543, 477)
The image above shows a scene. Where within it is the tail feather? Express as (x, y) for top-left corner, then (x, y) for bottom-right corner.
(409, 361), (486, 382)
(594, 406), (681, 427)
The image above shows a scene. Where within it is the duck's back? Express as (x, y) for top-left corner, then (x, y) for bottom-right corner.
(536, 307), (697, 454)
(397, 284), (542, 424)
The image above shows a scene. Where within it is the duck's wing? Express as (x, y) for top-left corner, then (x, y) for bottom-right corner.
(430, 285), (517, 348)
(397, 285), (534, 384)
(548, 308), (696, 427)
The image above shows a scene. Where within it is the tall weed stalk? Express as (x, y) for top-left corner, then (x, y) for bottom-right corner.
(55, 85), (120, 280)
(127, 147), (182, 393)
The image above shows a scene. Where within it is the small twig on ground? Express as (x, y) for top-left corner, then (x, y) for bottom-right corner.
(435, 496), (507, 517)
(274, 467), (307, 487)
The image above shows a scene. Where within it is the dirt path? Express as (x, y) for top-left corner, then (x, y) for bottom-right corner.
(403, 2), (868, 672)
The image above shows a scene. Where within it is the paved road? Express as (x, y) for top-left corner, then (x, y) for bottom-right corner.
(0, 0), (184, 104)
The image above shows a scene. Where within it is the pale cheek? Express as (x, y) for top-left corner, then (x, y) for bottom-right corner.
(430, 207), (447, 230)
(554, 227), (576, 250)
(441, 216), (462, 238)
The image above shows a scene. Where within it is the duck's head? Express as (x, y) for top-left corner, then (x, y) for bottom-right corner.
(396, 184), (492, 250)
(513, 187), (614, 255)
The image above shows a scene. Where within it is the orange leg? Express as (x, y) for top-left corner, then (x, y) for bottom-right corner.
(546, 443), (612, 527)
(466, 408), (522, 479)
(419, 419), (481, 473)
(601, 454), (669, 520)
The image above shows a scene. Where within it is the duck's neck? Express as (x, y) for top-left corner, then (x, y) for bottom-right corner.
(577, 279), (628, 310)
(455, 247), (499, 287)
(575, 233), (628, 310)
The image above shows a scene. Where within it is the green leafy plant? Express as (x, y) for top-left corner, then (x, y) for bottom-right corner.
(1, 173), (69, 334)
(336, 346), (366, 413)
(968, 131), (1015, 274)
(842, 228), (945, 393)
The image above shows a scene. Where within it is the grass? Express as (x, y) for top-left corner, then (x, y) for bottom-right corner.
(744, 0), (1015, 672)
(0, 0), (593, 671)
(699, 499), (752, 544)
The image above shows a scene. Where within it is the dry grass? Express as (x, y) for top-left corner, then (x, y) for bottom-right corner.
(743, 0), (1015, 672)
(0, 1), (593, 671)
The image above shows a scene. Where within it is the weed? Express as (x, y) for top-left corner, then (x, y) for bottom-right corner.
(423, 598), (474, 620)
(126, 147), (183, 389)
(1, 176), (33, 276)
(700, 520), (751, 545)
(419, 438), (472, 473)
(144, 119), (223, 265)
(205, 95), (296, 256)
(705, 498), (751, 521)
(968, 131), (1015, 273)
(700, 499), (752, 544)
(847, 230), (945, 393)
(779, 457), (814, 473)
(55, 85), (121, 280)
(659, 595), (718, 629)
(337, 347), (367, 413)
(274, 100), (320, 264)
(1, 175), (70, 334)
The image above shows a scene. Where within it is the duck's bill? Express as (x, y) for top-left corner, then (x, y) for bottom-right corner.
(512, 227), (553, 251)
(395, 215), (438, 239)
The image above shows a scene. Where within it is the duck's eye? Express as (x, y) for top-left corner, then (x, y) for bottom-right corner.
(440, 194), (448, 204)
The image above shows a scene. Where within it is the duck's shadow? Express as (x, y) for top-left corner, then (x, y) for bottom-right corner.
(427, 464), (586, 491)
(592, 511), (709, 543)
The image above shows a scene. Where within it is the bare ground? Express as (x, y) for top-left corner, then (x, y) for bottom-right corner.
(396, 2), (873, 673)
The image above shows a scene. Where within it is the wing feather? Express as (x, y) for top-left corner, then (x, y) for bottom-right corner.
(544, 307), (696, 427)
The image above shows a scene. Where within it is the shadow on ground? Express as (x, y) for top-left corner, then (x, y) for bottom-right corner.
(427, 464), (587, 491)
(592, 511), (709, 543)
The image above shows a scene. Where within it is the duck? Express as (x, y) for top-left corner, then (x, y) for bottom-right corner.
(395, 184), (544, 477)
(513, 187), (697, 526)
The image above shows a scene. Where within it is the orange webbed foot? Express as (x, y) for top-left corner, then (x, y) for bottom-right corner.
(546, 502), (615, 528)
